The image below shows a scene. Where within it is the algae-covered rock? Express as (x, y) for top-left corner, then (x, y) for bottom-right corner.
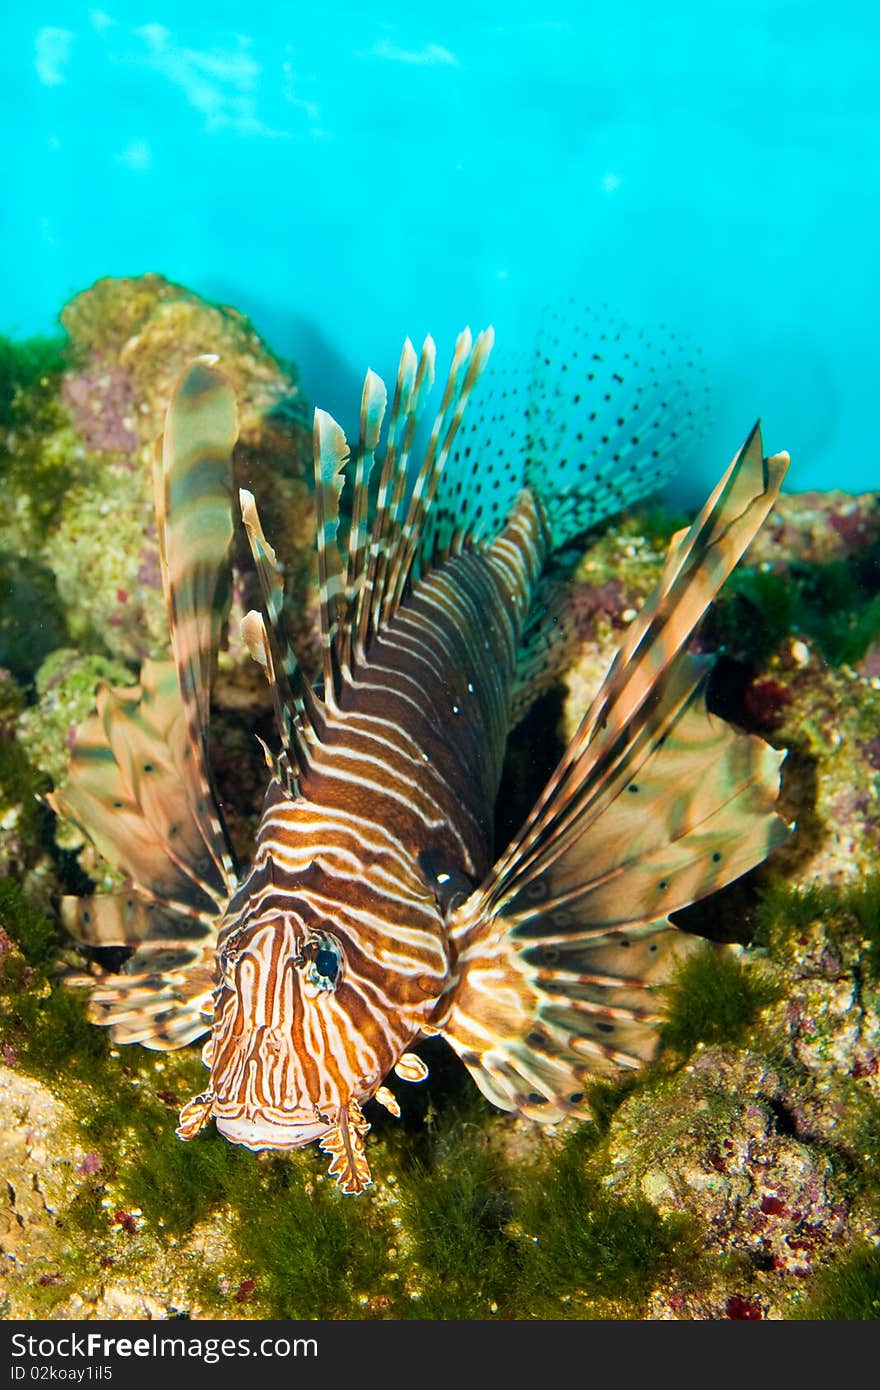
(17, 648), (134, 788)
(606, 1059), (851, 1316)
(2, 274), (317, 669)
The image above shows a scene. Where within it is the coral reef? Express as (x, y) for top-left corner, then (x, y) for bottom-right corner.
(1, 279), (880, 1320)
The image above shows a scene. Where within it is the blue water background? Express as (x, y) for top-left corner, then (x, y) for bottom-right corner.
(2, 3), (876, 503)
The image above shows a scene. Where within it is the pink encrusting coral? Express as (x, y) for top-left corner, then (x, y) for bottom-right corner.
(61, 361), (139, 457)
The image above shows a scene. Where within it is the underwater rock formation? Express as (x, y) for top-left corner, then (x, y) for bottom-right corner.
(1, 282), (880, 1319)
(2, 274), (316, 669)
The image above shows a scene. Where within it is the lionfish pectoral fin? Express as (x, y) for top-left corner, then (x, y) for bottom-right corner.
(58, 889), (217, 1049)
(318, 1101), (372, 1195)
(50, 360), (240, 1050)
(85, 959), (216, 1050)
(438, 427), (791, 1122)
(177, 1089), (215, 1140)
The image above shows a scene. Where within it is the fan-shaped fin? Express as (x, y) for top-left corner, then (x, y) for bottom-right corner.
(509, 574), (624, 727)
(49, 660), (228, 919)
(50, 359), (240, 1050)
(437, 426), (790, 1120)
(62, 889), (217, 1051)
(428, 305), (712, 557)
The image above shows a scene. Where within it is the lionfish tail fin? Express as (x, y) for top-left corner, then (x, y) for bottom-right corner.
(437, 427), (790, 1119)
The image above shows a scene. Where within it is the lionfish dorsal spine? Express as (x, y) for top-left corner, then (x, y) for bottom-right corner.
(370, 335), (436, 636)
(306, 329), (496, 687)
(387, 325), (495, 614)
(312, 408), (349, 703)
(339, 368), (387, 670)
(353, 339), (418, 653)
(239, 486), (317, 767)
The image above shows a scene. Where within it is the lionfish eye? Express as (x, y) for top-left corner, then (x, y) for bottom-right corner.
(299, 933), (343, 992)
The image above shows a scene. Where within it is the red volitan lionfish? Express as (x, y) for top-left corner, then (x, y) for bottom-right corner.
(50, 316), (791, 1195)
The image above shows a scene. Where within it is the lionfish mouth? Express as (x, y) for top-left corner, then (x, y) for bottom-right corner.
(215, 1111), (332, 1151)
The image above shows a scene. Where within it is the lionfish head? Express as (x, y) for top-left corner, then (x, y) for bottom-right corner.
(213, 910), (379, 1146)
(176, 905), (403, 1191)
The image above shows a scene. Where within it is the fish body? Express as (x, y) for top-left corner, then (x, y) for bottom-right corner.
(51, 322), (790, 1195)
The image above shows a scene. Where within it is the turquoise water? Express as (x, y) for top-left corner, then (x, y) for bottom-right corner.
(3, 3), (876, 501)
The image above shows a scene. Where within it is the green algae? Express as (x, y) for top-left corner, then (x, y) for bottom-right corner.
(232, 1165), (394, 1318)
(0, 332), (76, 545)
(661, 946), (781, 1053)
(714, 556), (880, 668)
(756, 872), (880, 981)
(0, 681), (51, 877)
(791, 1243), (880, 1320)
(0, 333), (67, 428)
(513, 1131), (698, 1316)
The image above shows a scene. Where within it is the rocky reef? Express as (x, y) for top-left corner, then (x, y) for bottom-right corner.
(1, 277), (879, 1320)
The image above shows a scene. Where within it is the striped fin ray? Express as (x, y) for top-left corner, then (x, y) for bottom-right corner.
(312, 409), (349, 700)
(48, 660), (225, 1050)
(384, 326), (495, 614)
(437, 426), (790, 1119)
(340, 369), (387, 670)
(152, 357), (238, 890)
(79, 962), (216, 1049)
(239, 486), (318, 766)
(367, 337), (435, 641)
(313, 330), (494, 675)
(50, 660), (228, 918)
(489, 424), (788, 901)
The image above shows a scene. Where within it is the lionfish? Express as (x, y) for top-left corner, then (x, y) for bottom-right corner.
(50, 317), (790, 1195)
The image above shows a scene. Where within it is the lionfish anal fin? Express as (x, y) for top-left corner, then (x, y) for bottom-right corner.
(435, 426), (791, 1122)
(318, 1101), (372, 1194)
